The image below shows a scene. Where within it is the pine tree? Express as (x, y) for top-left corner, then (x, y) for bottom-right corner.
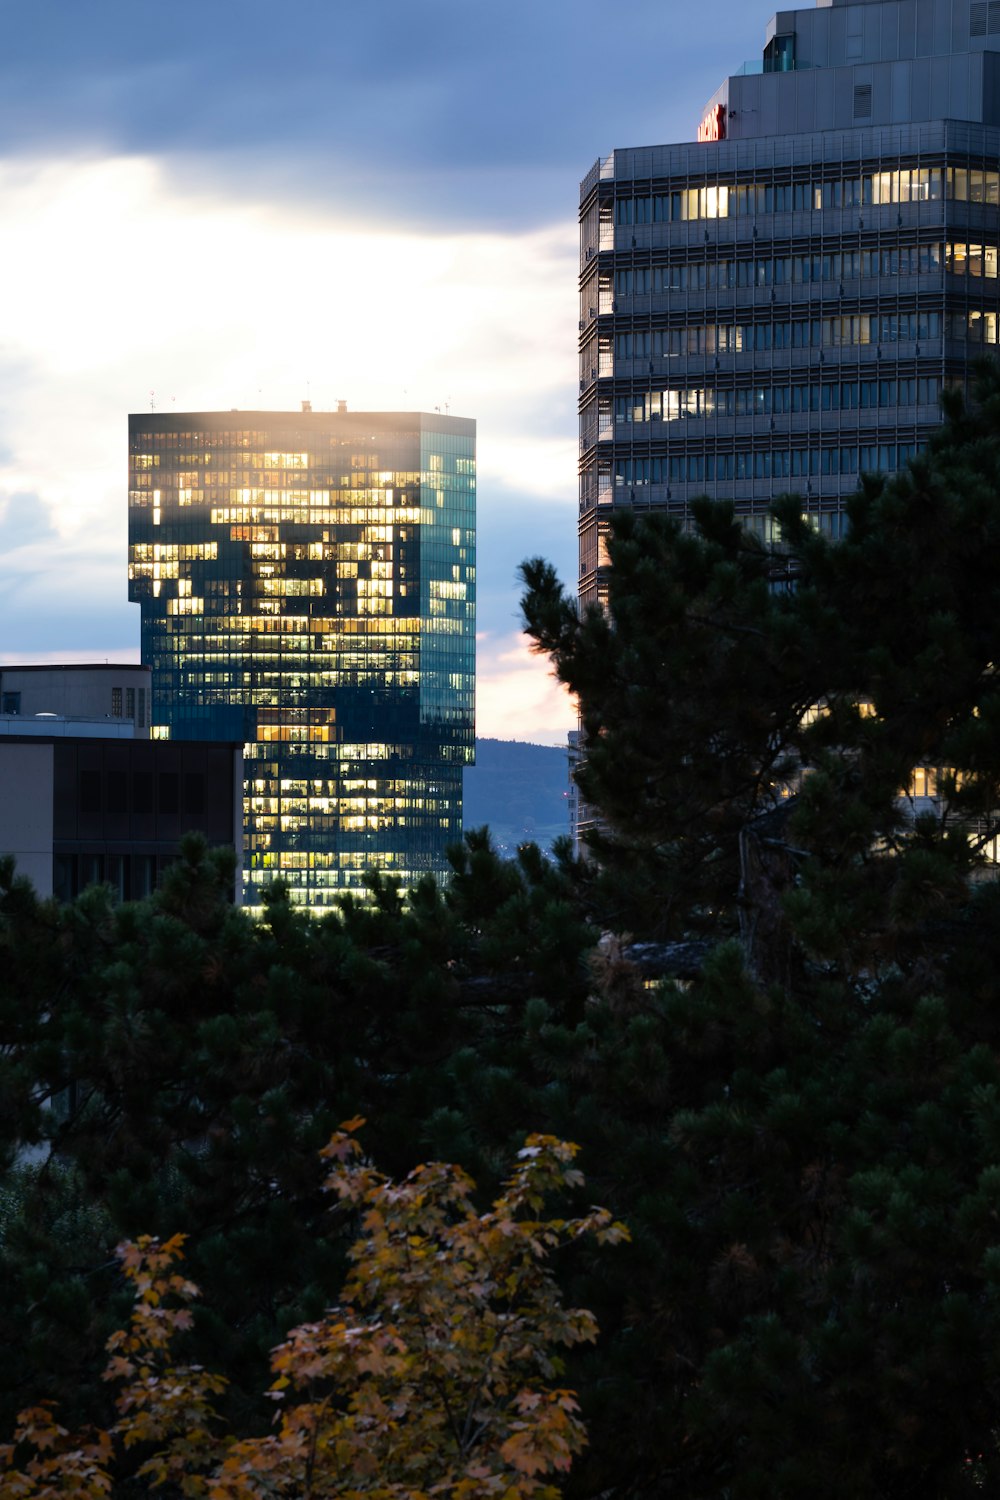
(510, 361), (1000, 1497)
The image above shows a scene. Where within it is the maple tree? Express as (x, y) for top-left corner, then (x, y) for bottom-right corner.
(0, 1125), (625, 1500)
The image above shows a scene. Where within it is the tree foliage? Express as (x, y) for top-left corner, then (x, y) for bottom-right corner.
(0, 831), (594, 1443)
(1, 1128), (624, 1499)
(510, 361), (1000, 1496)
(523, 360), (1000, 957)
(8, 368), (1000, 1496)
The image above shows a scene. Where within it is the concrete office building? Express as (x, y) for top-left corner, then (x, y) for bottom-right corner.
(128, 407), (476, 912)
(578, 0), (1000, 609)
(0, 697), (242, 903)
(0, 663), (151, 732)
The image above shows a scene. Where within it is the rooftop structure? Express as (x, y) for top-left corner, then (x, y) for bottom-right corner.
(0, 663), (150, 733)
(578, 0), (1000, 607)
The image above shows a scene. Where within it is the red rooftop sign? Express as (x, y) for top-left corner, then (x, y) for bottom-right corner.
(698, 104), (727, 142)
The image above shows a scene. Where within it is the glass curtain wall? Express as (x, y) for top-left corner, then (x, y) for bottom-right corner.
(128, 410), (475, 912)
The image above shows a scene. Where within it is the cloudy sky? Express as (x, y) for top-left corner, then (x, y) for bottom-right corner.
(0, 0), (766, 744)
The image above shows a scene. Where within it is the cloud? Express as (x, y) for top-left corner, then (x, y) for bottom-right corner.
(0, 156), (577, 717)
(0, 491), (55, 552)
(476, 630), (575, 746)
(0, 0), (776, 740)
(0, 527), (137, 656)
(0, 1), (769, 230)
(476, 481), (575, 643)
(0, 155), (576, 525)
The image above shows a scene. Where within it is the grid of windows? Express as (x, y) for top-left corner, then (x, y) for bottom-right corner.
(613, 377), (941, 423)
(610, 167), (999, 226)
(579, 133), (1000, 610)
(614, 443), (919, 485)
(128, 413), (476, 912)
(610, 244), (947, 296)
(612, 311), (944, 360)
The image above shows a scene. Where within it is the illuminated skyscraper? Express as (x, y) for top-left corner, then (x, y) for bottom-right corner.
(579, 0), (1000, 610)
(128, 408), (475, 911)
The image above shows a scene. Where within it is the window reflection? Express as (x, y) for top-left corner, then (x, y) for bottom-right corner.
(128, 416), (476, 911)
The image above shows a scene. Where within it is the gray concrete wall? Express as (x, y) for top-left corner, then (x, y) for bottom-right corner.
(0, 742), (54, 896)
(0, 665), (151, 735)
(0, 717), (137, 739)
(726, 51), (993, 133)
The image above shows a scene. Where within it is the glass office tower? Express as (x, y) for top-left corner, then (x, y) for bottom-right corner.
(579, 0), (1000, 609)
(128, 408), (475, 911)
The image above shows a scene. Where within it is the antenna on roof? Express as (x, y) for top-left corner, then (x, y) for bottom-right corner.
(149, 390), (156, 412)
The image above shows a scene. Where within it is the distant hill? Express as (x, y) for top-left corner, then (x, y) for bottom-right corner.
(463, 738), (570, 855)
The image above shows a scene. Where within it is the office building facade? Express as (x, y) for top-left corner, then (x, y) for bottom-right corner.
(0, 719), (242, 904)
(128, 408), (475, 912)
(579, 0), (1000, 608)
